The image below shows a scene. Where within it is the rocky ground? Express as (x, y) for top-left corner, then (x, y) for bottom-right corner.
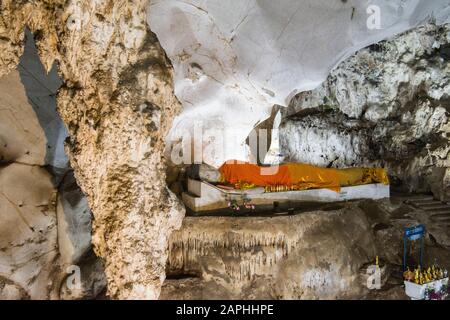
(161, 194), (450, 300)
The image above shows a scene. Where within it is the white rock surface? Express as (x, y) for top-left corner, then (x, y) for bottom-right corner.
(1, 1), (185, 299)
(0, 34), (105, 299)
(12, 30), (68, 171)
(148, 0), (450, 167)
(0, 163), (60, 299)
(57, 171), (93, 266)
(281, 23), (450, 198)
(0, 71), (48, 165)
(280, 112), (374, 168)
(0, 49), (64, 299)
(163, 204), (378, 299)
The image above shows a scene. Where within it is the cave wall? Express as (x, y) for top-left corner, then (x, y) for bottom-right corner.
(281, 23), (450, 200)
(1, 1), (450, 300)
(161, 197), (450, 300)
(0, 0), (184, 299)
(161, 201), (402, 300)
(148, 0), (450, 168)
(0, 57), (105, 299)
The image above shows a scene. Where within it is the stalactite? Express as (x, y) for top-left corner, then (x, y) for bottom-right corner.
(168, 215), (332, 280)
(164, 208), (378, 299)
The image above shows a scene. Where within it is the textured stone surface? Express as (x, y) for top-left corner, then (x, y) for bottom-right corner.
(57, 171), (107, 300)
(161, 198), (450, 299)
(164, 205), (377, 299)
(0, 70), (49, 166)
(0, 63), (106, 299)
(0, 163), (60, 300)
(148, 0), (450, 168)
(59, 250), (107, 300)
(1, 1), (450, 300)
(17, 29), (68, 172)
(57, 171), (93, 265)
(0, 1), (185, 299)
(281, 23), (450, 199)
(0, 27), (68, 176)
(0, 58), (64, 300)
(0, 54), (105, 299)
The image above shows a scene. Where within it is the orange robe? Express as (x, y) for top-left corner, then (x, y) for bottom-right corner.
(219, 160), (389, 192)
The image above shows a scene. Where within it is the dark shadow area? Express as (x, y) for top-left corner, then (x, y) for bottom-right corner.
(18, 28), (69, 182)
(187, 200), (351, 217)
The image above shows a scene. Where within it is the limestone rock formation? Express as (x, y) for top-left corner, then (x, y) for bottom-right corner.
(57, 171), (93, 266)
(163, 206), (378, 299)
(161, 198), (450, 299)
(57, 171), (107, 300)
(0, 71), (51, 166)
(0, 46), (105, 299)
(148, 0), (450, 168)
(2, 0), (450, 300)
(1, 0), (185, 299)
(0, 58), (63, 300)
(281, 23), (450, 199)
(0, 163), (60, 299)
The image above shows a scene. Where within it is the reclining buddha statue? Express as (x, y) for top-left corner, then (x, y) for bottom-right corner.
(189, 160), (389, 193)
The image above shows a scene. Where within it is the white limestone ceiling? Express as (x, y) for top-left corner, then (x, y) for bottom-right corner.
(147, 0), (450, 167)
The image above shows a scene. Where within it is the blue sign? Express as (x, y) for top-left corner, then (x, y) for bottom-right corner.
(404, 224), (425, 241)
(403, 224), (425, 271)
